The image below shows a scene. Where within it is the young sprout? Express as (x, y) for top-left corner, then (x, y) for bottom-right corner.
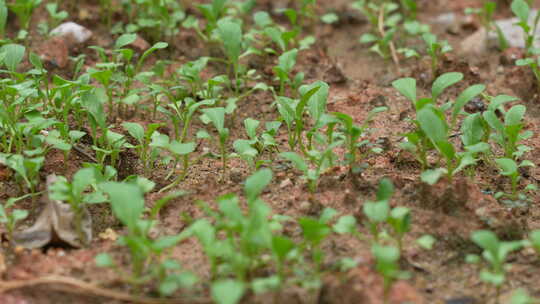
(0, 194), (33, 241)
(333, 107), (387, 171)
(468, 230), (524, 300)
(363, 178), (393, 243)
(422, 33), (452, 77)
(216, 18), (244, 95)
(465, 1), (508, 50)
(299, 208), (337, 272)
(7, 0), (42, 31)
(273, 48), (304, 95)
(392, 73), (486, 179)
(0, 153), (44, 194)
(511, 0), (540, 55)
(494, 158), (535, 199)
(200, 107), (230, 181)
(49, 168), (110, 245)
(387, 207), (411, 253)
(371, 244), (410, 301)
(528, 230), (540, 257)
(276, 84), (322, 152)
(0, 0), (6, 38)
(483, 104), (532, 160)
(354, 0), (402, 64)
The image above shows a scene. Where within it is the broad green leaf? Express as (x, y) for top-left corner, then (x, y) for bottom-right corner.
(416, 235), (436, 250)
(277, 48), (298, 73)
(333, 215), (357, 234)
(483, 110), (504, 133)
(217, 19), (242, 64)
(201, 107), (226, 133)
(461, 113), (485, 146)
(300, 81), (329, 124)
(280, 152), (308, 172)
(495, 158), (518, 176)
(452, 84), (485, 124)
(432, 72), (463, 100)
(417, 107), (448, 143)
(471, 230), (499, 252)
(421, 168), (447, 185)
(115, 33), (137, 49)
(101, 182), (145, 232)
(122, 122), (145, 144)
(376, 178), (394, 202)
(244, 118), (260, 139)
(363, 201), (389, 223)
(169, 141), (195, 155)
(211, 280), (245, 304)
(299, 217), (331, 245)
(245, 168), (272, 202)
(392, 78), (416, 102)
(95, 253), (115, 267)
(0, 0), (7, 37)
(371, 244), (400, 263)
(505, 105), (526, 126)
(511, 0), (529, 23)
(1, 44), (25, 72)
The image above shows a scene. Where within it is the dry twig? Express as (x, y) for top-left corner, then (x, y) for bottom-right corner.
(0, 275), (209, 304)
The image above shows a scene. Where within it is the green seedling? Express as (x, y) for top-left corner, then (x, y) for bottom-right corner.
(276, 82), (326, 152)
(511, 0), (540, 55)
(333, 107), (387, 170)
(45, 127), (85, 163)
(89, 34), (167, 120)
(273, 48), (304, 95)
(149, 133), (196, 193)
(212, 279), (245, 304)
(100, 182), (187, 282)
(200, 107), (230, 180)
(0, 0), (6, 38)
(494, 158), (535, 199)
(528, 229), (540, 257)
(122, 122), (163, 174)
(45, 3), (67, 30)
(422, 33), (452, 77)
(182, 169), (278, 289)
(216, 18), (244, 95)
(400, 0), (417, 19)
(371, 244), (410, 301)
(483, 103), (532, 160)
(7, 0), (42, 30)
(280, 140), (342, 193)
(393, 73), (485, 175)
(159, 97), (214, 140)
(0, 194), (33, 241)
(354, 0), (401, 63)
(387, 207), (411, 252)
(49, 167), (111, 245)
(468, 230), (524, 300)
(195, 0), (227, 37)
(299, 207), (337, 272)
(465, 1), (508, 50)
(176, 57), (210, 97)
(125, 0), (185, 41)
(510, 289), (539, 304)
(99, 0), (112, 28)
(233, 118), (280, 170)
(363, 178), (394, 243)
(0, 153), (44, 194)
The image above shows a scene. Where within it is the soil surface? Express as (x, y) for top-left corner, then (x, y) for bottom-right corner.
(2, 0), (540, 303)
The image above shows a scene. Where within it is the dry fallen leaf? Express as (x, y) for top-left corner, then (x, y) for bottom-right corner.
(12, 175), (92, 249)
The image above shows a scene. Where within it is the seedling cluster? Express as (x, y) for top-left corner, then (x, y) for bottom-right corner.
(0, 0), (539, 303)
